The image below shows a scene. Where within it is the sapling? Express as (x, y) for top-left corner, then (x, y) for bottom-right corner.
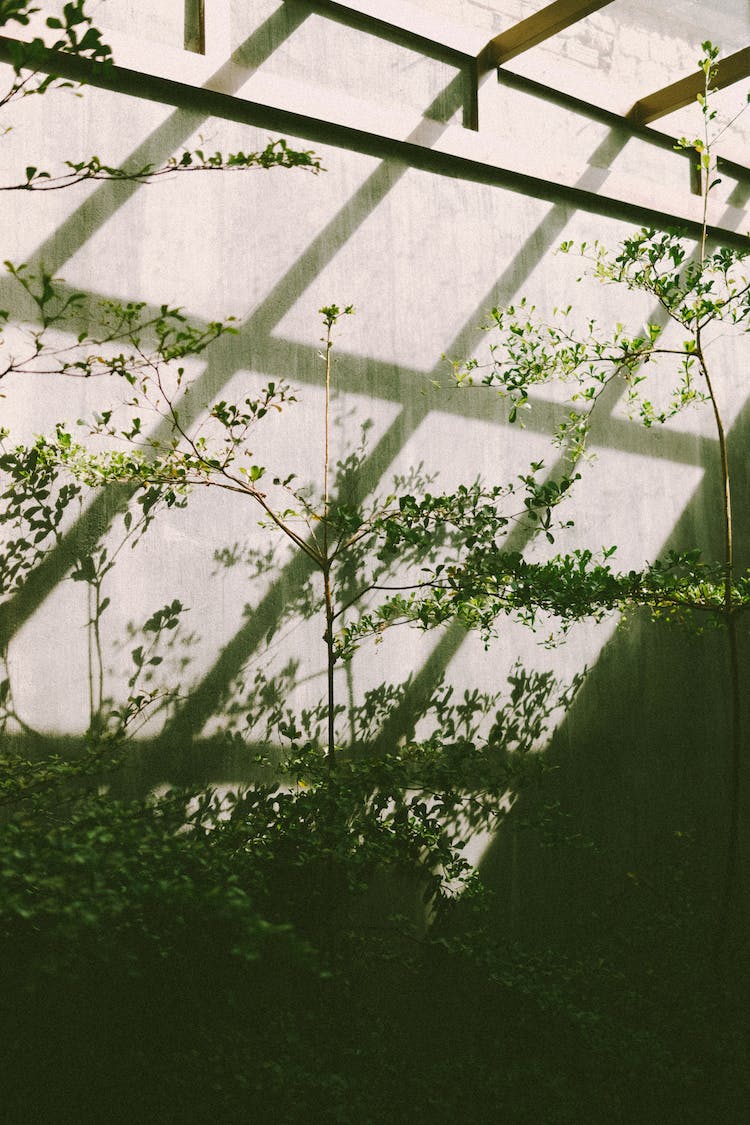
(38, 292), (586, 773)
(1, 3), (580, 783)
(374, 42), (750, 952)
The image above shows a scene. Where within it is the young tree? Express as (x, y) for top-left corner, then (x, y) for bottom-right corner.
(366, 42), (749, 954)
(36, 299), (579, 754)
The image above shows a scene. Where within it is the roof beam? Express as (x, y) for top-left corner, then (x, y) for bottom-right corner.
(480, 0), (617, 68)
(0, 34), (745, 249)
(184, 0), (205, 54)
(628, 46), (750, 125)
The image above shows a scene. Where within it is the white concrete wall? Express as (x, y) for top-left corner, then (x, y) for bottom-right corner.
(2, 1), (749, 912)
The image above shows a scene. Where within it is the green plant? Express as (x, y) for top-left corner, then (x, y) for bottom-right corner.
(0, 0), (111, 107)
(37, 302), (581, 766)
(4, 23), (750, 1120)
(0, 2), (321, 190)
(26, 44), (750, 951)
(375, 41), (748, 956)
(0, 0), (321, 770)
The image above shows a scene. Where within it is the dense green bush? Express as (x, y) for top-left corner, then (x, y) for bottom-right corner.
(1, 771), (748, 1123)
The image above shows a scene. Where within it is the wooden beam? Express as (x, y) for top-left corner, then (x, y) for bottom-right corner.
(480, 0), (617, 68)
(184, 0), (205, 54)
(0, 35), (741, 249)
(627, 46), (750, 125)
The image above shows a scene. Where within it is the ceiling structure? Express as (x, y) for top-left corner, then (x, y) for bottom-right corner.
(303, 1), (750, 132)
(3, 2), (747, 221)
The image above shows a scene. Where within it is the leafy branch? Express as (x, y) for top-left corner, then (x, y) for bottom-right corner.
(0, 265), (235, 384)
(11, 139), (323, 192)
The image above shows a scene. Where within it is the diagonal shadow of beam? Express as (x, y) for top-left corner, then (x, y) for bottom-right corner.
(368, 124), (639, 750)
(162, 189), (617, 748)
(8, 50), (740, 767)
(376, 181), (750, 753)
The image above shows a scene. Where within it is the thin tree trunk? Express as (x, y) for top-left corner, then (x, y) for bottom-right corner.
(323, 563), (335, 764)
(323, 319), (335, 762)
(698, 347), (742, 955)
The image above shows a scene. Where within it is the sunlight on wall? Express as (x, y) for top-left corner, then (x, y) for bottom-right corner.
(3, 1), (749, 804)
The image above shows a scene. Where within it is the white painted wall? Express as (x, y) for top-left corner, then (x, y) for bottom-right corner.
(2, 1), (749, 909)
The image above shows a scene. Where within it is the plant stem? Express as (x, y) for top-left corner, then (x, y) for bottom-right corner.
(94, 578), (104, 720)
(324, 324), (332, 551)
(323, 561), (336, 765)
(691, 55), (744, 950)
(698, 310), (742, 957)
(87, 581), (95, 731)
(697, 347), (733, 612)
(323, 320), (335, 762)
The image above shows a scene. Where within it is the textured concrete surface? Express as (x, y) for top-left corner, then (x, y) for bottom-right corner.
(2, 0), (749, 929)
